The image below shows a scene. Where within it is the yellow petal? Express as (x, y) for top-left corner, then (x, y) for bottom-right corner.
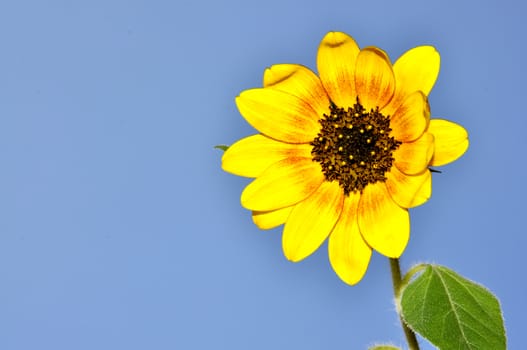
(355, 47), (395, 111)
(383, 46), (440, 117)
(428, 119), (469, 166)
(241, 157), (324, 211)
(358, 182), (410, 258)
(386, 167), (432, 208)
(283, 181), (344, 262)
(236, 88), (320, 143)
(316, 32), (360, 108)
(390, 91), (430, 142)
(252, 206), (293, 230)
(328, 192), (372, 285)
(395, 46), (440, 96)
(222, 134), (313, 178)
(394, 133), (434, 175)
(263, 64), (331, 118)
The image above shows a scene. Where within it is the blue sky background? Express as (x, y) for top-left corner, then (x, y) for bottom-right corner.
(0, 0), (524, 349)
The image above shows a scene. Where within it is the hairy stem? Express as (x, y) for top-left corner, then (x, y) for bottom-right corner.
(389, 258), (420, 350)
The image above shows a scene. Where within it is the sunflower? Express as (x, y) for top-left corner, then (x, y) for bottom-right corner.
(222, 32), (468, 285)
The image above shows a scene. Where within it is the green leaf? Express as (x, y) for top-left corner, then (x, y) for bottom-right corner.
(214, 144), (229, 152)
(368, 345), (401, 350)
(400, 264), (506, 350)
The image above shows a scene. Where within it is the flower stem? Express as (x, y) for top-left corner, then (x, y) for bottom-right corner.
(389, 258), (420, 350)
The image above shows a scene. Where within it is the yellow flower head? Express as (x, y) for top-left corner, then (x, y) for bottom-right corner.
(222, 32), (468, 285)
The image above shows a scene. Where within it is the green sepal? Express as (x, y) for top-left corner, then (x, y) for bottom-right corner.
(214, 145), (229, 152)
(368, 345), (402, 350)
(399, 264), (506, 350)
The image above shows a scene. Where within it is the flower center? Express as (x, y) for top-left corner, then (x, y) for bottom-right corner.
(310, 99), (401, 195)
